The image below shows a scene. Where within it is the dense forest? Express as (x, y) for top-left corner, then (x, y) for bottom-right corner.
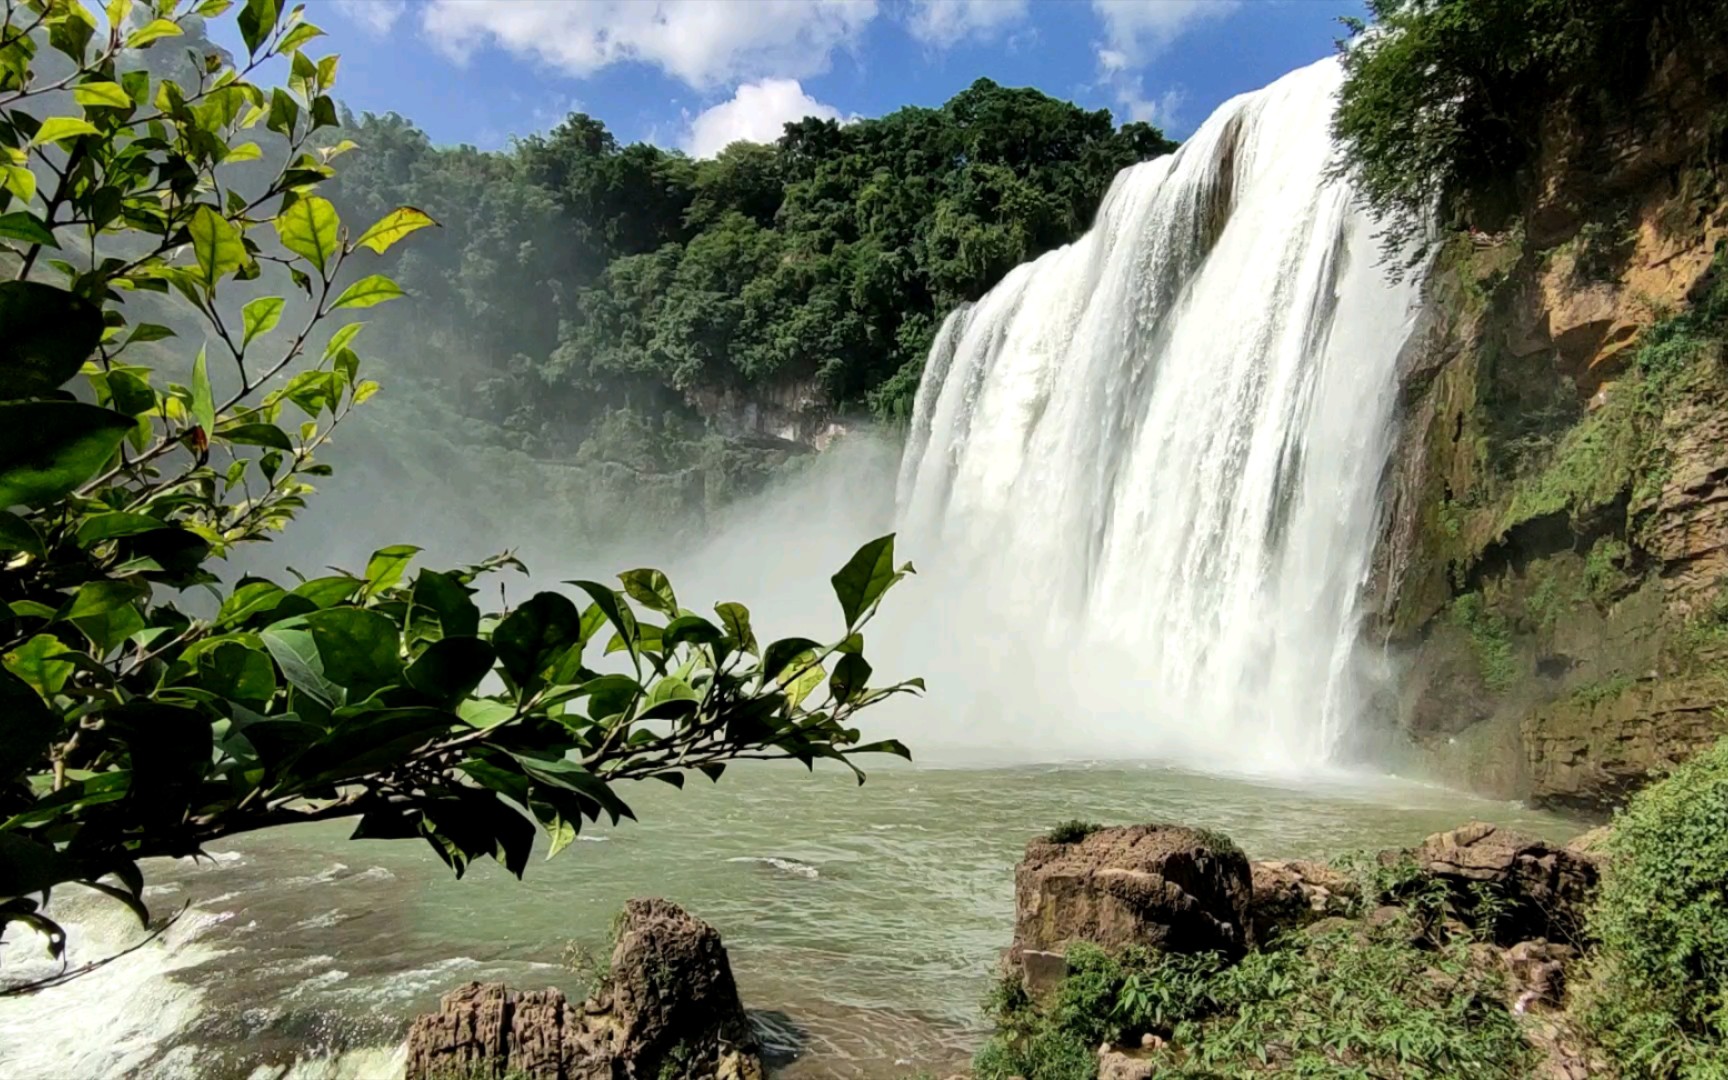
(321, 74), (1172, 505)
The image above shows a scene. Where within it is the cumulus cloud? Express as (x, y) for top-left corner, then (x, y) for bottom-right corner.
(419, 0), (879, 89)
(682, 78), (842, 158)
(904, 0), (1030, 48)
(334, 0), (406, 36)
(1091, 0), (1241, 66)
(1089, 0), (1239, 132)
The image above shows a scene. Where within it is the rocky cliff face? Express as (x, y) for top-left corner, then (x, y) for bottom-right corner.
(1370, 47), (1728, 811)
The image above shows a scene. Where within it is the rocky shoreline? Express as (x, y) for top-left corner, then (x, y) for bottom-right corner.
(406, 816), (1616, 1079)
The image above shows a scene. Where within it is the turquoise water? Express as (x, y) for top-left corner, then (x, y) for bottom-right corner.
(0, 758), (1581, 1079)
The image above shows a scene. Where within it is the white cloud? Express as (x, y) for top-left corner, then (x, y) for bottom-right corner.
(1091, 0), (1240, 66)
(904, 0), (1030, 48)
(682, 78), (842, 158)
(419, 0), (879, 89)
(334, 0), (406, 36)
(1089, 0), (1237, 132)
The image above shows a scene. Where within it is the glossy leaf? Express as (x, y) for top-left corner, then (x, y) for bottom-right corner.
(830, 534), (902, 628)
(0, 282), (103, 399)
(354, 207), (437, 254)
(275, 195), (339, 271)
(0, 402), (133, 507)
(241, 296), (285, 347)
(329, 274), (404, 310)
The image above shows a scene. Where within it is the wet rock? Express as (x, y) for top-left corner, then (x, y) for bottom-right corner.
(1411, 822), (1598, 944)
(405, 898), (761, 1080)
(1248, 859), (1357, 940)
(1010, 824), (1253, 988)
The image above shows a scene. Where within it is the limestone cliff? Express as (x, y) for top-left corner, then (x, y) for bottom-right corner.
(1371, 47), (1728, 811)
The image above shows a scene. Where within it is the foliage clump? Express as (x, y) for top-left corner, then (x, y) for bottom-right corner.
(1584, 738), (1728, 1076)
(1333, 0), (1728, 256)
(1045, 820), (1103, 844)
(1449, 592), (1518, 691)
(975, 920), (1530, 1080)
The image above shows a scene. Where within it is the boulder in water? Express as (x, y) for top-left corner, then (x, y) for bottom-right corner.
(1009, 824), (1253, 991)
(405, 898), (761, 1080)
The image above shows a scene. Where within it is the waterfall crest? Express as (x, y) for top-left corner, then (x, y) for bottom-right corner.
(894, 57), (1424, 769)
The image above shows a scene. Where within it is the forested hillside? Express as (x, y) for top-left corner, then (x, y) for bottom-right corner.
(324, 81), (1173, 469)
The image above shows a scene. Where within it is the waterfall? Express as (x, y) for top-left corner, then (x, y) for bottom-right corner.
(894, 57), (1424, 770)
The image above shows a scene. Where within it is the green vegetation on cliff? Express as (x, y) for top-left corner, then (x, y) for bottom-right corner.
(1335, 0), (1728, 250)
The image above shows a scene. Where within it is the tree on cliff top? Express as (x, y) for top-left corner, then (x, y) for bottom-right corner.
(0, 0), (918, 989)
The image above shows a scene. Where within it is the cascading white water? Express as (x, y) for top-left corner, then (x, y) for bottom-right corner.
(895, 56), (1425, 770)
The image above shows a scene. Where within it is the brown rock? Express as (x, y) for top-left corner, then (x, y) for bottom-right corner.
(1503, 939), (1576, 1013)
(1097, 1048), (1155, 1080)
(1248, 859), (1357, 940)
(1412, 823), (1598, 944)
(405, 898), (761, 1080)
(1011, 824), (1253, 984)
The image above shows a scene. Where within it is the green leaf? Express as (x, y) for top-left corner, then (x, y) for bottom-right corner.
(125, 323), (175, 345)
(261, 624), (341, 706)
(241, 296), (284, 347)
(715, 601), (758, 656)
(68, 579), (148, 653)
(492, 592), (581, 694)
(618, 568), (677, 615)
(829, 651), (872, 704)
(353, 207), (437, 254)
(0, 402), (133, 507)
(410, 569), (480, 640)
(323, 322), (364, 358)
(198, 642), (276, 703)
(364, 543), (420, 594)
(267, 87), (299, 136)
(1, 165), (36, 204)
(662, 614), (724, 649)
(456, 698), (515, 730)
(0, 667), (60, 783)
(763, 636), (821, 682)
(303, 608), (402, 700)
(72, 81), (132, 109)
(223, 141), (263, 164)
(31, 117), (100, 145)
(237, 0), (280, 55)
(291, 574), (362, 608)
(0, 511), (44, 557)
(75, 511), (169, 544)
(329, 274), (404, 310)
(215, 422), (292, 450)
(0, 832), (77, 897)
(275, 195), (339, 272)
(0, 211), (57, 247)
(830, 534), (904, 628)
(406, 637), (495, 706)
(190, 345), (215, 434)
(124, 18), (183, 48)
(5, 633), (75, 700)
(567, 581), (638, 662)
(189, 206), (246, 290)
(278, 21), (323, 53)
(218, 580), (288, 627)
(0, 283), (103, 398)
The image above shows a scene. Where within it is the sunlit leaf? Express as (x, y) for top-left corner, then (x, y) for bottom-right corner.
(353, 207), (437, 255)
(72, 81), (131, 109)
(190, 345), (215, 434)
(275, 195), (339, 272)
(329, 274), (404, 310)
(189, 206), (246, 290)
(30, 118), (99, 146)
(124, 18), (183, 48)
(240, 296), (284, 348)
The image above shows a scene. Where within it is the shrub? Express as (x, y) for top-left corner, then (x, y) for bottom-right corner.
(1584, 737), (1728, 1076)
(1333, 0), (1728, 257)
(1046, 820), (1103, 844)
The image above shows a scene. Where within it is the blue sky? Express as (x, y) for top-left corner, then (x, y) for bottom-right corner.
(211, 1), (1366, 155)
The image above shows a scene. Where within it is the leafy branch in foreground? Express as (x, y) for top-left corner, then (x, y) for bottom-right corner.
(0, 0), (920, 979)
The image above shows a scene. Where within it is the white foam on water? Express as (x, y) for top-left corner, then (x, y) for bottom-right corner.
(0, 899), (229, 1079)
(727, 856), (822, 879)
